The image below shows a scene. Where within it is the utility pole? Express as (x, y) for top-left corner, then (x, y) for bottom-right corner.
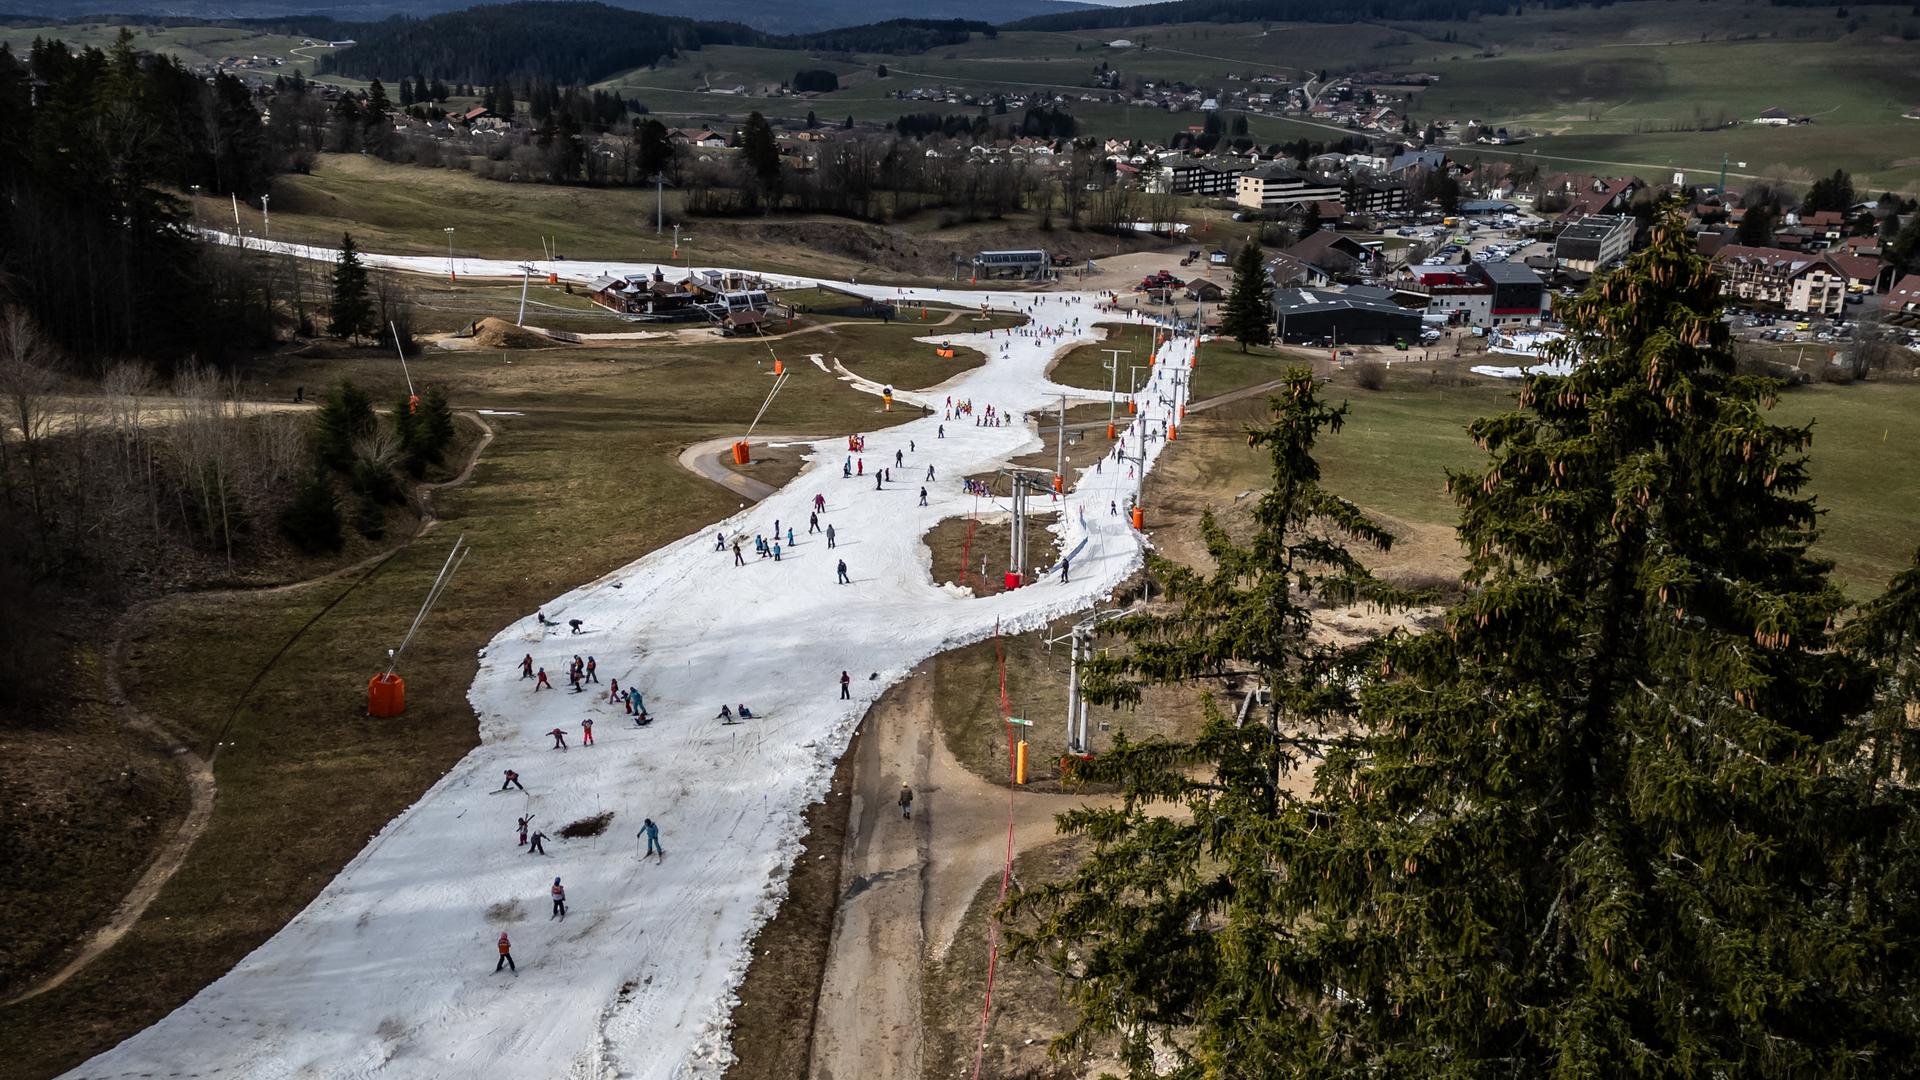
(653, 173), (665, 235)
(1100, 348), (1129, 437)
(260, 193), (270, 238)
(517, 263), (534, 326)
(444, 226), (456, 278)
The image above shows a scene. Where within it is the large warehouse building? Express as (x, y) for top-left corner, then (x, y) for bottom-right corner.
(1269, 286), (1424, 345)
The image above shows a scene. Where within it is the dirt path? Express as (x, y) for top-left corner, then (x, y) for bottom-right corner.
(808, 671), (1114, 1080)
(677, 437), (784, 502)
(4, 413), (495, 1005)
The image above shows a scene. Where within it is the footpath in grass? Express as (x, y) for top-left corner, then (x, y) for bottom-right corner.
(0, 344), (924, 1080)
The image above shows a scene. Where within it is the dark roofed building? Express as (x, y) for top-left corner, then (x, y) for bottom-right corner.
(1269, 286), (1423, 345)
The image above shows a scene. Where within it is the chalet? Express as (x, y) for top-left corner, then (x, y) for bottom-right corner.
(1185, 279), (1225, 302)
(1884, 274), (1920, 325)
(1710, 245), (1846, 314)
(1284, 231), (1377, 277)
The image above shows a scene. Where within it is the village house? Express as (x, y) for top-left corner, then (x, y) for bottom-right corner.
(1709, 245), (1848, 314)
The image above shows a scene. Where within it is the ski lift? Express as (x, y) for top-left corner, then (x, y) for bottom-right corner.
(368, 535), (469, 717)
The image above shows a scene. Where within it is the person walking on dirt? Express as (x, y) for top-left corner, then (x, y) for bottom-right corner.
(826, 524), (837, 549)
(517, 814), (533, 846)
(534, 668), (552, 691)
(520, 654), (534, 679)
(581, 718), (594, 747)
(734, 540), (744, 566)
(495, 932), (516, 973)
(527, 830), (549, 855)
(547, 727), (569, 751)
(899, 784), (914, 820)
(551, 878), (567, 919)
(837, 559), (850, 585)
(501, 770), (526, 792)
(640, 818), (663, 860)
(586, 657), (599, 684)
(840, 670), (851, 700)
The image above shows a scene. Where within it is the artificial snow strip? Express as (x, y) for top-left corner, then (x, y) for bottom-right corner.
(70, 257), (1196, 1079)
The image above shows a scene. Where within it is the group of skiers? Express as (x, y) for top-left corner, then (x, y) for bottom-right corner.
(492, 817), (663, 974)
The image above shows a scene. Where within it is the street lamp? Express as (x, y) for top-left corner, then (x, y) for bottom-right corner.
(444, 226), (456, 279)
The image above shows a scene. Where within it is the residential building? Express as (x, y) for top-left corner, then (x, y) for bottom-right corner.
(1343, 180), (1408, 216)
(1554, 214), (1635, 273)
(1270, 286), (1423, 345)
(1404, 262), (1548, 327)
(1709, 245), (1845, 314)
(1236, 165), (1342, 210)
(1885, 274), (1920, 325)
(1166, 160), (1247, 197)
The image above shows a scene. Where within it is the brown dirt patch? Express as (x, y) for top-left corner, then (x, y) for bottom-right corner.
(471, 317), (555, 349)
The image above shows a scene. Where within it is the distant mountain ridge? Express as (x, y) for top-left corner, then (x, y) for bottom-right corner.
(0, 0), (1097, 33)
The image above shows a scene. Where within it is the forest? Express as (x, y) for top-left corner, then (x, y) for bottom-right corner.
(1009, 0), (1616, 31)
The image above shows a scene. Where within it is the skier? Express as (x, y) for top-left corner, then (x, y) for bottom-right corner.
(737, 704), (755, 719)
(519, 654), (534, 679)
(840, 670), (851, 700)
(895, 449), (903, 468)
(568, 618), (583, 635)
(495, 932), (516, 973)
(926, 464), (936, 481)
(734, 540), (745, 566)
(551, 878), (567, 919)
(713, 531), (725, 551)
(517, 814), (533, 846)
(938, 424), (944, 438)
(857, 458), (864, 476)
(809, 511), (820, 534)
(899, 784), (914, 820)
(501, 769), (526, 792)
(640, 818), (663, 860)
(547, 727), (569, 751)
(1061, 557), (1070, 584)
(534, 668), (552, 691)
(772, 541), (782, 562)
(910, 440), (916, 453)
(826, 524), (836, 549)
(717, 704), (735, 724)
(608, 678), (620, 705)
(787, 527), (795, 549)
(581, 718), (594, 747)
(814, 493), (826, 514)
(919, 486), (928, 507)
(875, 472), (883, 491)
(836, 559), (850, 585)
(527, 829), (549, 855)
(586, 657), (599, 683)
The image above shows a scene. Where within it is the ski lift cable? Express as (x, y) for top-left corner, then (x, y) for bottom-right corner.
(388, 535), (468, 674)
(391, 321), (415, 398)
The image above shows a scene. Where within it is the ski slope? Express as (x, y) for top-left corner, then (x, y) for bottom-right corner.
(69, 249), (1197, 1079)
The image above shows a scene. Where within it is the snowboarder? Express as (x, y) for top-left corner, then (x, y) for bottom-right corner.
(527, 830), (549, 855)
(840, 670), (851, 700)
(640, 818), (663, 860)
(519, 654), (534, 679)
(551, 878), (567, 919)
(495, 932), (516, 973)
(517, 814), (533, 846)
(548, 727), (569, 751)
(899, 784), (914, 820)
(826, 524), (836, 549)
(501, 770), (526, 792)
(534, 668), (552, 691)
(837, 559), (850, 585)
(809, 511), (820, 534)
(919, 486), (928, 506)
(581, 718), (594, 746)
(585, 657), (599, 683)
(734, 540), (745, 566)
(568, 618), (584, 635)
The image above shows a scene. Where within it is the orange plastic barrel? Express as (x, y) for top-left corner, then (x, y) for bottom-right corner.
(548, 273), (559, 285)
(732, 441), (751, 465)
(773, 358), (784, 375)
(367, 673), (406, 717)
(1106, 422), (1116, 439)
(1127, 400), (1137, 415)
(1178, 404), (1186, 420)
(1169, 424), (1178, 441)
(1131, 506), (1144, 530)
(1052, 474), (1063, 493)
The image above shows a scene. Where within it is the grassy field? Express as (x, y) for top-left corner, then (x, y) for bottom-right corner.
(0, 326), (943, 1077)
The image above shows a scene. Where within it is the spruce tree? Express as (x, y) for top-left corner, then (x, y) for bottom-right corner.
(1008, 367), (1411, 1072)
(278, 464), (343, 554)
(312, 379), (376, 471)
(1218, 241), (1272, 352)
(329, 233), (373, 341)
(1012, 211), (1920, 1077)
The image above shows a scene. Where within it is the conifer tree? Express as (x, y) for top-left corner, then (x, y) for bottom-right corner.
(278, 464), (343, 554)
(1218, 240), (1272, 351)
(328, 233), (373, 341)
(1012, 211), (1920, 1077)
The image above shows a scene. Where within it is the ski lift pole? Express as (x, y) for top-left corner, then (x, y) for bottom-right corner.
(392, 321), (416, 407)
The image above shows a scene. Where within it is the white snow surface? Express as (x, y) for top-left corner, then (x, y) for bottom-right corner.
(69, 240), (1198, 1080)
